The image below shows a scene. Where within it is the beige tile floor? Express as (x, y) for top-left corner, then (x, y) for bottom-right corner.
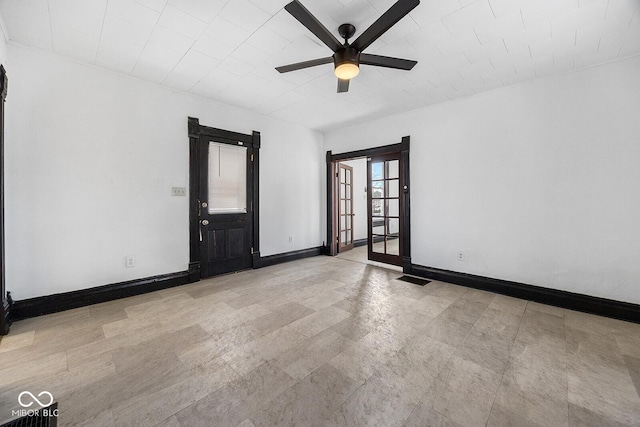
(1, 248), (639, 426)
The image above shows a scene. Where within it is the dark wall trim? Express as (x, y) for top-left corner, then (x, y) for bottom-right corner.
(188, 117), (260, 282)
(0, 65), (8, 335)
(11, 271), (189, 320)
(188, 118), (201, 282)
(328, 140), (410, 162)
(410, 264), (640, 324)
(255, 247), (323, 269)
(11, 245), (327, 321)
(327, 138), (411, 268)
(251, 131), (261, 255)
(353, 238), (367, 248)
(12, 256), (640, 324)
(400, 136), (411, 273)
(325, 160), (334, 255)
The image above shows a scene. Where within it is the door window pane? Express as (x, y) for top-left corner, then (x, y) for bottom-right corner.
(388, 179), (399, 198)
(387, 160), (399, 179)
(371, 181), (384, 198)
(386, 236), (400, 255)
(388, 218), (400, 235)
(372, 224), (385, 235)
(372, 238), (385, 254)
(372, 162), (384, 180)
(387, 199), (399, 217)
(372, 200), (383, 217)
(208, 142), (247, 214)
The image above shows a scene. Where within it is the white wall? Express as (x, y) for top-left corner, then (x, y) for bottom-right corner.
(5, 44), (324, 300)
(340, 159), (367, 241)
(0, 12), (7, 65)
(325, 55), (640, 305)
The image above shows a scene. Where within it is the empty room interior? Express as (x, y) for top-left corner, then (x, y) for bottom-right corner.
(1, 0), (640, 426)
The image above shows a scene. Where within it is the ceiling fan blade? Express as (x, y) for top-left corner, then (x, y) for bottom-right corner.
(276, 57), (334, 73)
(360, 53), (417, 70)
(337, 78), (350, 93)
(285, 0), (342, 52)
(351, 0), (420, 52)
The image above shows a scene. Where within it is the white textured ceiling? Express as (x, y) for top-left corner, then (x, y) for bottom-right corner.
(1, 0), (639, 131)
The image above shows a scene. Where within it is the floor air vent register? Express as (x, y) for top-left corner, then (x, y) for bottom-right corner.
(397, 275), (431, 286)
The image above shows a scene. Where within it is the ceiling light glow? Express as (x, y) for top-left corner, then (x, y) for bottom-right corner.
(334, 63), (360, 80)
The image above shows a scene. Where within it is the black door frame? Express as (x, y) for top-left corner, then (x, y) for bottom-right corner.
(0, 65), (8, 335)
(326, 136), (411, 272)
(188, 117), (261, 282)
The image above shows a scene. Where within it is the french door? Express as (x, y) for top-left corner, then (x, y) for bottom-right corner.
(337, 163), (354, 252)
(367, 152), (403, 266)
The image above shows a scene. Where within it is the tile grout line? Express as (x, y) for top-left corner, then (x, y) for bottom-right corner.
(483, 300), (529, 426)
(562, 306), (571, 423)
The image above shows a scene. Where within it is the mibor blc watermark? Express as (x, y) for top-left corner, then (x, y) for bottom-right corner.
(11, 391), (59, 418)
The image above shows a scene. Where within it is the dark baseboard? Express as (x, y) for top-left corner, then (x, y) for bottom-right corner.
(410, 264), (640, 324)
(188, 262), (200, 283)
(252, 252), (261, 267)
(0, 298), (9, 335)
(11, 271), (189, 320)
(255, 246), (323, 268)
(10, 246), (327, 322)
(354, 238), (367, 248)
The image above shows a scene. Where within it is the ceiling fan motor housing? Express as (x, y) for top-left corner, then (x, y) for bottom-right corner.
(334, 47), (360, 68)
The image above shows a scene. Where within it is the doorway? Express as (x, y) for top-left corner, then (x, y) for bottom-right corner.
(326, 137), (411, 271)
(188, 118), (261, 281)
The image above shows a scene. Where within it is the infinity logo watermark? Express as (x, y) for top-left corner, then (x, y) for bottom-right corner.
(11, 391), (58, 418)
(18, 391), (54, 408)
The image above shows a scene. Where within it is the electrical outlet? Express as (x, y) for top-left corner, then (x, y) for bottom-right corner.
(172, 187), (187, 196)
(457, 252), (465, 262)
(126, 255), (136, 268)
(288, 236), (293, 243)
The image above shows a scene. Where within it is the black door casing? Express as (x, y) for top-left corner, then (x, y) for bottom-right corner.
(188, 118), (260, 281)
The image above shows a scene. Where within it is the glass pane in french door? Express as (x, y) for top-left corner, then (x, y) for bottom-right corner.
(370, 158), (400, 257)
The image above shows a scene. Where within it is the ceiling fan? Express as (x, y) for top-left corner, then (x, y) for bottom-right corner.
(275, 0), (420, 93)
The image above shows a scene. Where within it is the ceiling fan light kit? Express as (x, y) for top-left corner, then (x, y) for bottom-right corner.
(276, 0), (420, 93)
(335, 63), (359, 79)
(334, 47), (360, 80)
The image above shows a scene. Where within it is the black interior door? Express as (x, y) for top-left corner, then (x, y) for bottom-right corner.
(367, 152), (403, 266)
(198, 137), (255, 277)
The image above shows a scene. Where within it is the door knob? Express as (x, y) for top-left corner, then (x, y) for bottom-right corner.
(201, 219), (209, 225)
